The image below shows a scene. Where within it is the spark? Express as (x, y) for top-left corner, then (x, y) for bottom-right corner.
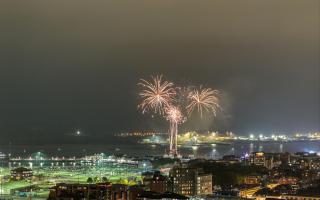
(138, 75), (176, 114)
(187, 86), (220, 117)
(165, 106), (184, 124)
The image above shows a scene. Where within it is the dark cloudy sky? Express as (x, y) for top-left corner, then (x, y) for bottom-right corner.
(0, 1), (319, 143)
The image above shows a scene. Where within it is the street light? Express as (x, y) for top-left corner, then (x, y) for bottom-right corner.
(143, 163), (147, 172)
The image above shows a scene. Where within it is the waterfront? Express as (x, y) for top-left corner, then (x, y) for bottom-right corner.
(1, 140), (319, 159)
(1, 140), (320, 199)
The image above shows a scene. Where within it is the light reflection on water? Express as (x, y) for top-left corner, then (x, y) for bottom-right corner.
(1, 141), (320, 159)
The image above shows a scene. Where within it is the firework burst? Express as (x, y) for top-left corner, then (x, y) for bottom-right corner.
(138, 75), (176, 114)
(137, 75), (221, 157)
(165, 106), (185, 123)
(187, 86), (220, 117)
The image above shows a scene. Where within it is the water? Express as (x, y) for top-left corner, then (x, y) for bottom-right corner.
(1, 140), (319, 158)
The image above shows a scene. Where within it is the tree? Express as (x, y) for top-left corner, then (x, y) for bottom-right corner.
(93, 176), (100, 183)
(87, 177), (93, 183)
(102, 177), (108, 182)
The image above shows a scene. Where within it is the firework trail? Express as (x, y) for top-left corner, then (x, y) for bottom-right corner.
(165, 106), (184, 155)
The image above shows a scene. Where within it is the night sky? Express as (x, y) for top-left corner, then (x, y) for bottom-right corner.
(0, 1), (319, 143)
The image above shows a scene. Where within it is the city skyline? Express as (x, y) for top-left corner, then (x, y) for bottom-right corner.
(0, 1), (320, 198)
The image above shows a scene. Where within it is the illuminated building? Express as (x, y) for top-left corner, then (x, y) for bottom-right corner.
(244, 175), (262, 185)
(142, 171), (169, 193)
(196, 173), (212, 195)
(170, 166), (196, 196)
(169, 165), (212, 196)
(10, 167), (33, 180)
(250, 152), (266, 166)
(278, 177), (298, 185)
(111, 184), (144, 200)
(48, 183), (112, 200)
(48, 183), (144, 200)
(249, 152), (281, 170)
